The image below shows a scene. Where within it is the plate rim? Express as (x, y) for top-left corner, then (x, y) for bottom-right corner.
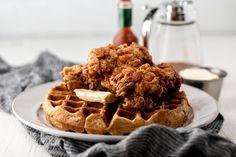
(12, 81), (219, 142)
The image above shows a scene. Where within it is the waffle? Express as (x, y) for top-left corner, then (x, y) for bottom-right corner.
(108, 91), (192, 135)
(42, 83), (192, 135)
(42, 83), (110, 134)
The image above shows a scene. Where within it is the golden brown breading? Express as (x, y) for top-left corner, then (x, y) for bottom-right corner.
(61, 65), (102, 90)
(102, 63), (182, 110)
(61, 43), (182, 111)
(104, 63), (181, 97)
(156, 63), (183, 95)
(103, 64), (158, 97)
(87, 43), (153, 78)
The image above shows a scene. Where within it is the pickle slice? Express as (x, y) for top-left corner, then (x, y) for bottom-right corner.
(74, 89), (116, 104)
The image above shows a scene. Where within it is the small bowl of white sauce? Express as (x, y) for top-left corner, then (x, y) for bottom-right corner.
(179, 67), (227, 100)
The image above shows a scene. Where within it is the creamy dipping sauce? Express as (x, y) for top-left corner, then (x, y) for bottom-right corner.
(179, 68), (219, 81)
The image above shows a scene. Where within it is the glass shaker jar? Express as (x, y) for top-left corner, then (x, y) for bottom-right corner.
(142, 0), (203, 72)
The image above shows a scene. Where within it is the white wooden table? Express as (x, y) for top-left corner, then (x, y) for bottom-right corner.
(0, 34), (236, 157)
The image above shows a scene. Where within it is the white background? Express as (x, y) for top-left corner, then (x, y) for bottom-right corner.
(0, 0), (235, 38)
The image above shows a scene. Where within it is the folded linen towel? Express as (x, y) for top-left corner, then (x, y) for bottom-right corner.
(0, 52), (235, 157)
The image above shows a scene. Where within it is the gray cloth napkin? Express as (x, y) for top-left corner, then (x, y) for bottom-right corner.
(0, 52), (235, 157)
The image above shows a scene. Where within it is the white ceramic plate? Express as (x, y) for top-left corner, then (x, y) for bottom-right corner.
(12, 81), (218, 142)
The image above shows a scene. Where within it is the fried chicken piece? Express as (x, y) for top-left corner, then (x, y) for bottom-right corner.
(103, 64), (157, 97)
(87, 43), (153, 78)
(103, 63), (182, 110)
(61, 43), (182, 111)
(61, 65), (102, 90)
(105, 63), (181, 97)
(62, 43), (153, 92)
(156, 63), (183, 95)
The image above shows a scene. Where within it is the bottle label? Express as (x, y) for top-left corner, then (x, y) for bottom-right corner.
(119, 2), (132, 28)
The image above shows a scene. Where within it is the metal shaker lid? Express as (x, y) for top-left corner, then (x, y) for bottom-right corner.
(158, 0), (196, 25)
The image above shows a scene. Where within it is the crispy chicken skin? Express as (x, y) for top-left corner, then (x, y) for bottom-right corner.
(107, 63), (182, 97)
(62, 65), (102, 90)
(87, 43), (153, 77)
(105, 63), (182, 110)
(61, 43), (182, 111)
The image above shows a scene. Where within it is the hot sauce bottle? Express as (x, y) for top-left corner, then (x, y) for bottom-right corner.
(113, 0), (138, 45)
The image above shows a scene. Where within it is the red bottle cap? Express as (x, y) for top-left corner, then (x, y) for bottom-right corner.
(120, 0), (131, 2)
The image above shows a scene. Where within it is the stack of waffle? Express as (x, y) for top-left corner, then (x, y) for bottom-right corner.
(42, 43), (193, 135)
